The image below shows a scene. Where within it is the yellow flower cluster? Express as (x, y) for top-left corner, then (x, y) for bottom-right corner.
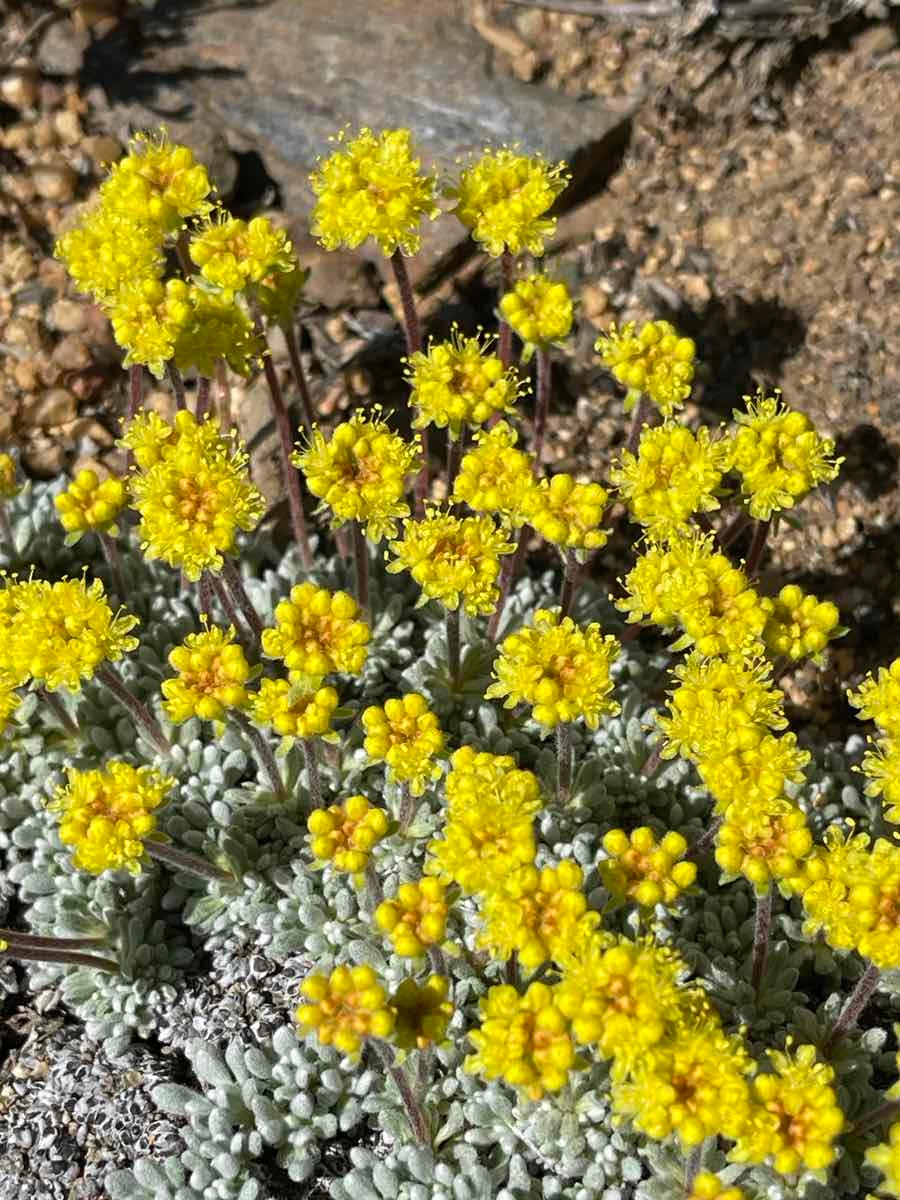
(56, 204), (165, 308)
(387, 509), (514, 615)
(596, 320), (696, 415)
(0, 452), (20, 498)
(249, 679), (339, 742)
(307, 794), (390, 875)
(715, 801), (813, 896)
(522, 474), (609, 556)
(688, 1174), (746, 1200)
(465, 981), (576, 1099)
(449, 147), (570, 257)
(617, 531), (769, 659)
(405, 329), (523, 437)
(600, 826), (697, 908)
(294, 412), (420, 542)
(262, 583), (370, 685)
(0, 575), (138, 694)
(162, 624), (250, 724)
(296, 964), (395, 1058)
(476, 860), (595, 971)
(452, 421), (535, 522)
(99, 131), (213, 233)
(55, 469), (127, 538)
(730, 1043), (844, 1174)
(392, 975), (453, 1052)
(310, 127), (438, 256)
(868, 1121), (900, 1196)
(375, 877), (450, 957)
(762, 584), (843, 663)
(122, 409), (264, 580)
(730, 390), (841, 520)
(189, 213), (295, 296)
(47, 761), (174, 875)
(486, 608), (621, 730)
(499, 274), (573, 347)
(851, 658), (900, 824)
(609, 423), (729, 540)
(427, 747), (541, 895)
(361, 692), (444, 796)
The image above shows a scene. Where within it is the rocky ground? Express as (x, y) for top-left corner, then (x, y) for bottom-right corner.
(1, 1), (900, 1194)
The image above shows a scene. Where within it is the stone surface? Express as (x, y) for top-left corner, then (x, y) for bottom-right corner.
(95, 0), (632, 279)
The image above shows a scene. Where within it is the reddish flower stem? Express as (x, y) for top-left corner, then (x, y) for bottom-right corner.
(128, 364), (143, 417)
(826, 962), (881, 1051)
(390, 249), (428, 514)
(352, 521), (370, 616)
(221, 557), (264, 649)
(446, 606), (461, 689)
(558, 551), (580, 617)
(39, 687), (79, 737)
(0, 943), (119, 973)
(195, 375), (211, 418)
(745, 519), (771, 577)
(167, 362), (187, 412)
(557, 722), (573, 804)
(96, 663), (171, 756)
(99, 531), (126, 601)
(230, 710), (285, 797)
(751, 884), (774, 995)
(144, 838), (234, 884)
(302, 737), (323, 809)
(498, 249), (514, 369)
(446, 433), (464, 500)
(283, 321), (316, 434)
(488, 526), (530, 642)
(624, 394), (654, 455)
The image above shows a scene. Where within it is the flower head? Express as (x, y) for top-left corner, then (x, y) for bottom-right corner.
(698, 732), (810, 815)
(522, 473), (609, 555)
(761, 584), (843, 664)
(108, 276), (194, 378)
(55, 204), (164, 307)
(262, 583), (370, 685)
(387, 510), (514, 615)
(48, 761), (174, 875)
(688, 1173), (746, 1200)
(609, 423), (729, 539)
(405, 328), (524, 438)
(0, 452), (20, 499)
(122, 409), (264, 579)
(849, 658), (900, 736)
(596, 320), (696, 415)
(55, 468), (127, 538)
(728, 390), (841, 520)
(476, 860), (595, 971)
(601, 827), (697, 908)
(310, 127), (438, 256)
(465, 981), (576, 1100)
(307, 795), (389, 875)
(867, 1120), (900, 1196)
(486, 608), (620, 730)
(2, 575), (138, 693)
(99, 131), (213, 233)
(189, 212), (295, 295)
(296, 964), (395, 1058)
(715, 801), (813, 896)
(391, 975), (453, 1051)
(732, 1043), (844, 1175)
(375, 877), (450, 957)
(451, 420), (537, 521)
(294, 412), (420, 542)
(860, 736), (900, 825)
(249, 679), (339, 741)
(499, 274), (573, 347)
(449, 148), (570, 258)
(162, 623), (250, 724)
(171, 286), (263, 378)
(361, 692), (444, 796)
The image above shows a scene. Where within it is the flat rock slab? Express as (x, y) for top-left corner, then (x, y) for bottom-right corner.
(92, 0), (632, 283)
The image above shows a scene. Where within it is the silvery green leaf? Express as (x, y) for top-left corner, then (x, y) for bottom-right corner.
(189, 1042), (234, 1089)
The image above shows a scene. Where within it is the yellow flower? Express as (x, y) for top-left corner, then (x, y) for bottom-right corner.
(0, 452), (19, 499)
(451, 420), (537, 522)
(486, 608), (620, 730)
(310, 127), (438, 257)
(610, 1018), (754, 1147)
(596, 320), (696, 415)
(296, 964), (395, 1058)
(731, 1043), (844, 1175)
(256, 262), (308, 328)
(109, 276), (195, 378)
(499, 274), (573, 347)
(465, 981), (576, 1100)
(1, 575), (139, 693)
(189, 212), (295, 295)
(262, 583), (370, 685)
(860, 736), (900, 825)
(556, 934), (701, 1066)
(688, 1173), (746, 1200)
(119, 409), (177, 470)
(762, 584), (842, 664)
(47, 761), (174, 875)
(728, 390), (842, 520)
(375, 877), (450, 957)
(522, 473), (609, 555)
(294, 411), (420, 543)
(715, 801), (813, 896)
(162, 623), (250, 724)
(657, 652), (788, 765)
(698, 732), (810, 815)
(615, 541), (680, 629)
(600, 827), (697, 908)
(99, 130), (213, 233)
(867, 1120), (900, 1196)
(123, 409), (265, 580)
(171, 286), (264, 379)
(387, 509), (514, 616)
(849, 658), (900, 736)
(249, 679), (339, 741)
(55, 204), (164, 307)
(391, 976), (452, 1051)
(307, 795), (389, 875)
(609, 423), (729, 540)
(449, 148), (570, 258)
(55, 468), (127, 537)
(476, 860), (595, 971)
(361, 693), (444, 796)
(427, 747), (541, 895)
(405, 328), (524, 438)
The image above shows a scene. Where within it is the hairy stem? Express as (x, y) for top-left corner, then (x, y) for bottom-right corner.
(364, 859), (384, 912)
(214, 359), (232, 427)
(745, 518), (771, 577)
(230, 710), (285, 797)
(446, 605), (461, 690)
(167, 362), (187, 412)
(851, 1097), (900, 1136)
(302, 737), (323, 809)
(498, 249), (514, 369)
(558, 551), (580, 617)
(221, 557), (264, 649)
(128, 363), (143, 417)
(390, 250), (427, 514)
(641, 743), (663, 778)
(557, 722), (573, 805)
(195, 375), (211, 419)
(0, 929), (107, 951)
(352, 521), (370, 615)
(372, 1040), (430, 1144)
(826, 962), (881, 1050)
(96, 663), (171, 755)
(751, 884), (774, 995)
(398, 780), (417, 831)
(685, 817), (723, 861)
(624, 393), (653, 455)
(488, 527), (530, 642)
(39, 687), (79, 737)
(144, 838), (234, 883)
(0, 943), (119, 973)
(99, 531), (126, 601)
(446, 432), (464, 500)
(683, 1143), (703, 1194)
(533, 346), (552, 465)
(284, 321), (316, 433)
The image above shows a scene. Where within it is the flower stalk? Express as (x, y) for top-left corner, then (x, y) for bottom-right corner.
(352, 520), (370, 615)
(167, 361), (187, 411)
(751, 883), (774, 995)
(498, 249), (514, 368)
(302, 737), (323, 809)
(558, 550), (580, 618)
(96, 663), (171, 756)
(144, 838), (234, 883)
(230, 710), (285, 797)
(557, 722), (573, 804)
(371, 1039), (431, 1145)
(0, 939), (120, 973)
(390, 248), (428, 513)
(283, 321), (316, 433)
(40, 687), (80, 737)
(446, 606), (461, 689)
(221, 557), (264, 650)
(746, 518), (771, 577)
(826, 962), (881, 1050)
(99, 531), (126, 601)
